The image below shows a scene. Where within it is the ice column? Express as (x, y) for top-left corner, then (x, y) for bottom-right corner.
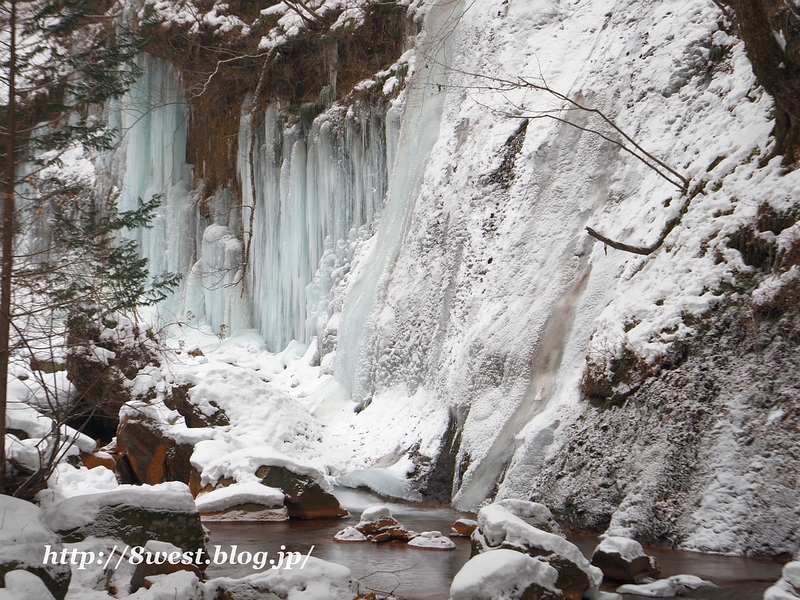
(239, 103), (393, 351)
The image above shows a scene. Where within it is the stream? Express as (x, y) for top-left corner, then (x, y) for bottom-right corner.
(202, 488), (786, 600)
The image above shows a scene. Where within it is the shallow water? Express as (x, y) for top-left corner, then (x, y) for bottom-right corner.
(203, 488), (786, 600)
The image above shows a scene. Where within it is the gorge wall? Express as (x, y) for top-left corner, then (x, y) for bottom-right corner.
(112, 0), (800, 556)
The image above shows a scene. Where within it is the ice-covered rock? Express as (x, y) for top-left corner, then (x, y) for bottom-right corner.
(617, 574), (716, 597)
(591, 536), (660, 583)
(450, 518), (478, 537)
(195, 482), (287, 521)
(764, 561), (800, 600)
(496, 499), (565, 537)
(0, 496), (70, 600)
(472, 504), (602, 600)
(450, 549), (563, 600)
(44, 482), (205, 553)
(408, 531), (456, 549)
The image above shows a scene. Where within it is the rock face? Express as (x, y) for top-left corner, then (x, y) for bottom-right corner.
(0, 496), (71, 600)
(471, 504), (602, 600)
(45, 483), (205, 555)
(256, 465), (347, 519)
(450, 549), (564, 600)
(590, 537), (660, 583)
(529, 309), (800, 555)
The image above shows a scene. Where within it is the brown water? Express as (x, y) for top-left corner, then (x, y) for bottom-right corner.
(202, 488), (787, 599)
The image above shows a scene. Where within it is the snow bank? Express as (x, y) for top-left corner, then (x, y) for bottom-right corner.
(204, 556), (362, 600)
(450, 549), (560, 600)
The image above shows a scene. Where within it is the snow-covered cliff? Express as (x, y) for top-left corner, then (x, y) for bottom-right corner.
(113, 0), (800, 556)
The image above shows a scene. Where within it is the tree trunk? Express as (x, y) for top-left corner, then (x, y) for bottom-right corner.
(0, 0), (17, 492)
(728, 0), (800, 162)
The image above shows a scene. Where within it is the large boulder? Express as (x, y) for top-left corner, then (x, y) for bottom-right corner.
(451, 549), (564, 600)
(472, 504), (602, 600)
(256, 465), (347, 519)
(450, 518), (478, 537)
(116, 410), (197, 487)
(0, 496), (70, 600)
(194, 482), (288, 521)
(44, 482), (205, 555)
(194, 444), (347, 519)
(203, 556), (370, 599)
(764, 562), (800, 600)
(496, 500), (565, 537)
(590, 536), (660, 583)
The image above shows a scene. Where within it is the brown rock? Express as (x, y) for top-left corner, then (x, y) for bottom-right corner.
(449, 518), (478, 537)
(81, 452), (116, 471)
(256, 465), (347, 519)
(590, 550), (660, 583)
(116, 414), (196, 487)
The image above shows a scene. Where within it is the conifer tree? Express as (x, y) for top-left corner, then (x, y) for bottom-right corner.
(0, 1), (174, 493)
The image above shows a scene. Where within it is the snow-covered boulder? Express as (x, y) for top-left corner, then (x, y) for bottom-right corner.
(137, 570), (203, 599)
(0, 496), (70, 600)
(194, 482), (287, 521)
(130, 541), (203, 592)
(617, 574), (716, 597)
(0, 570), (56, 600)
(334, 526), (368, 542)
(764, 561), (800, 600)
(472, 504), (602, 600)
(344, 505), (416, 542)
(116, 404), (198, 488)
(450, 549), (563, 600)
(497, 499), (565, 537)
(590, 536), (660, 583)
(44, 482), (205, 553)
(203, 556), (369, 599)
(450, 518), (478, 537)
(408, 531), (456, 550)
(195, 444), (347, 519)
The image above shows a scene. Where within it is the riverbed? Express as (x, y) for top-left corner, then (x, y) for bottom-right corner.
(202, 488), (786, 599)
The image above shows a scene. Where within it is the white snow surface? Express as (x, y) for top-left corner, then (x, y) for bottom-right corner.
(194, 482), (284, 513)
(44, 482), (197, 533)
(408, 531), (456, 549)
(450, 549), (560, 600)
(594, 536), (647, 562)
(764, 562), (800, 600)
(0, 496), (63, 570)
(617, 575), (716, 597)
(0, 570), (55, 600)
(476, 504), (603, 591)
